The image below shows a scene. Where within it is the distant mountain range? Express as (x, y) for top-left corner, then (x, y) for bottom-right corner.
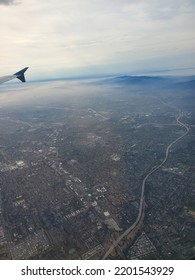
(97, 75), (195, 91)
(108, 75), (164, 84)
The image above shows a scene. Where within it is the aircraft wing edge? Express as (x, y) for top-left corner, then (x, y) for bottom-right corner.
(14, 67), (29, 83)
(0, 67), (29, 84)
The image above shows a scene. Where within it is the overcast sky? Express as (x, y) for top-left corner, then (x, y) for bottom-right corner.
(1, 0), (195, 80)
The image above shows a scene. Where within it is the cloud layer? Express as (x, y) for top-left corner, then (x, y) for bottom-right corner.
(0, 0), (16, 5)
(0, 0), (195, 79)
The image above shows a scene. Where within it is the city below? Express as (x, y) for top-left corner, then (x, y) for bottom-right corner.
(0, 75), (194, 260)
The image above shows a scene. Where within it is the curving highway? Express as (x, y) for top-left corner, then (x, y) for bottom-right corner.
(102, 111), (190, 259)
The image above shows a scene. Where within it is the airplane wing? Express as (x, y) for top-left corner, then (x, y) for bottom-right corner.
(0, 67), (29, 84)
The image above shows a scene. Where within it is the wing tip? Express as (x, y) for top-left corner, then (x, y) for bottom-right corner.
(14, 67), (29, 83)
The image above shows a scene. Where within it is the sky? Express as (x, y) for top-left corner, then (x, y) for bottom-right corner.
(0, 0), (195, 80)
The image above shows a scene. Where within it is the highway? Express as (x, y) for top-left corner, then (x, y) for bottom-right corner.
(102, 111), (190, 259)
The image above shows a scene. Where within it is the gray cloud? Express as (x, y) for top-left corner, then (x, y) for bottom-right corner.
(0, 0), (17, 5)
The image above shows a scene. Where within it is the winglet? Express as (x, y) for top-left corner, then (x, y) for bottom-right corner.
(14, 67), (29, 82)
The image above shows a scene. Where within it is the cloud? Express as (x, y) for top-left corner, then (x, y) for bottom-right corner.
(0, 0), (17, 5)
(143, 0), (195, 20)
(0, 0), (195, 79)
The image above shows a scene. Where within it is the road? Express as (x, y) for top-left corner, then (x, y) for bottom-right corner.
(102, 111), (190, 259)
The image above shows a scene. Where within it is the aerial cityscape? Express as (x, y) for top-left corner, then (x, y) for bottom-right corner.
(0, 0), (195, 264)
(0, 75), (194, 260)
